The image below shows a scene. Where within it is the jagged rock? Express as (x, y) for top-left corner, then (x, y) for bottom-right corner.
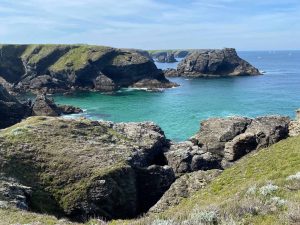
(136, 165), (175, 213)
(156, 53), (177, 63)
(149, 170), (222, 213)
(32, 94), (61, 116)
(163, 68), (180, 77)
(289, 109), (300, 137)
(166, 116), (290, 172)
(0, 45), (176, 94)
(32, 94), (82, 116)
(177, 48), (261, 77)
(245, 116), (290, 149)
(0, 174), (32, 210)
(93, 74), (117, 92)
(0, 117), (172, 221)
(223, 133), (258, 162)
(0, 84), (31, 129)
(190, 117), (251, 157)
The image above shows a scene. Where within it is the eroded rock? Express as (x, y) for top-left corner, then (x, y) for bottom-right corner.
(149, 169), (222, 213)
(177, 48), (261, 77)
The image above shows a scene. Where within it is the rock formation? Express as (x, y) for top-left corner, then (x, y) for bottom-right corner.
(32, 94), (82, 116)
(174, 48), (261, 77)
(149, 169), (222, 213)
(0, 117), (174, 221)
(0, 174), (32, 210)
(0, 84), (31, 129)
(0, 44), (176, 94)
(157, 53), (177, 63)
(166, 116), (290, 174)
(289, 109), (300, 137)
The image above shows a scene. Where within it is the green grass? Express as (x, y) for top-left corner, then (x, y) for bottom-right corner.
(50, 45), (112, 72)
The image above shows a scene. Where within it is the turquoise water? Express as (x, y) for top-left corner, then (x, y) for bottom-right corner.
(53, 51), (300, 141)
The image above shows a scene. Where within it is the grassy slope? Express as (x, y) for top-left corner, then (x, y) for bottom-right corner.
(0, 134), (299, 224)
(117, 135), (300, 225)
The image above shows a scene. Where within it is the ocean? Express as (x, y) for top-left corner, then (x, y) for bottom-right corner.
(53, 51), (300, 141)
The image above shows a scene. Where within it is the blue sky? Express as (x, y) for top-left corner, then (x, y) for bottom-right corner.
(0, 0), (299, 50)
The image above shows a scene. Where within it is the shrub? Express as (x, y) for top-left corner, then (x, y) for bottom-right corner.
(259, 183), (279, 196)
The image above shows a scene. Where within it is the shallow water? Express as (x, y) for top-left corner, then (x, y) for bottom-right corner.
(54, 51), (300, 141)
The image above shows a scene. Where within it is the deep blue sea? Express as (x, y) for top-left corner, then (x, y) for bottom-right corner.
(54, 51), (300, 141)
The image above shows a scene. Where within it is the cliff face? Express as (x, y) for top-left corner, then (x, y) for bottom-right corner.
(0, 84), (31, 128)
(0, 44), (176, 93)
(177, 48), (261, 77)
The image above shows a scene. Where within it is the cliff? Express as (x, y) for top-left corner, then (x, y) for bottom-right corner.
(0, 44), (176, 93)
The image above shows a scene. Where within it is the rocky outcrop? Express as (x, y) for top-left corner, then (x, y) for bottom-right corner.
(177, 48), (261, 77)
(156, 53), (177, 63)
(289, 109), (300, 137)
(32, 94), (82, 116)
(0, 44), (176, 94)
(0, 174), (32, 210)
(166, 116), (290, 173)
(0, 84), (31, 129)
(0, 117), (173, 221)
(163, 68), (180, 77)
(149, 169), (221, 213)
(136, 165), (175, 213)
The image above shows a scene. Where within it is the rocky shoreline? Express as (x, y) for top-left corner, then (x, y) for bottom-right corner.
(1, 82), (299, 222)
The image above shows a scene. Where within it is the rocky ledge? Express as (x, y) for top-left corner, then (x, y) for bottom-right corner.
(164, 48), (261, 77)
(0, 44), (177, 94)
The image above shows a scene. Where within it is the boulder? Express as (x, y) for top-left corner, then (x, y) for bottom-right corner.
(149, 170), (222, 213)
(177, 48), (261, 77)
(0, 84), (31, 129)
(0, 117), (172, 221)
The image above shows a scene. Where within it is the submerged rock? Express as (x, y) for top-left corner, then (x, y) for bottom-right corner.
(0, 117), (172, 221)
(177, 48), (261, 77)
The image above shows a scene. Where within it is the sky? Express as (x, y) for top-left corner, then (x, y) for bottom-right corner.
(0, 0), (299, 50)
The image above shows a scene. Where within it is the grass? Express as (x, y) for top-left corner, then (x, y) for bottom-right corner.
(50, 45), (112, 72)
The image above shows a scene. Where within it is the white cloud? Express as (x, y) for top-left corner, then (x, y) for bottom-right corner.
(0, 0), (299, 50)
